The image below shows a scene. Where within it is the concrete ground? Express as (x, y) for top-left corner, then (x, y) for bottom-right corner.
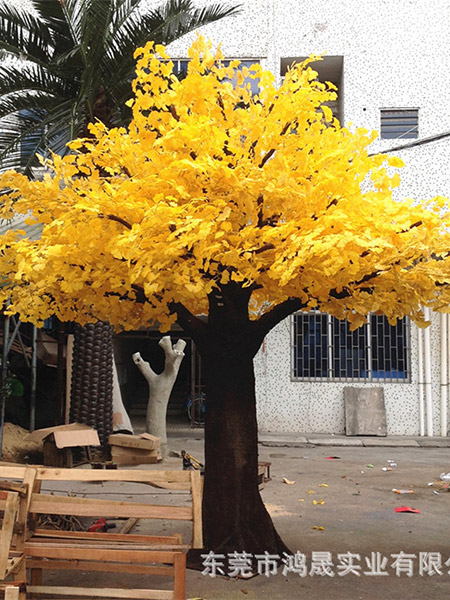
(41, 428), (450, 599)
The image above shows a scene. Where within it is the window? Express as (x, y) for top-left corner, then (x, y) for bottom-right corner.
(380, 108), (418, 139)
(292, 312), (410, 382)
(171, 58), (260, 94)
(280, 56), (344, 122)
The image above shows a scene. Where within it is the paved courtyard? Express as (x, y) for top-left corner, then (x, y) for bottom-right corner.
(177, 433), (450, 599)
(41, 429), (450, 599)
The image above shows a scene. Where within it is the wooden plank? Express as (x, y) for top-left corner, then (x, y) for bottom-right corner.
(5, 554), (24, 577)
(119, 518), (138, 535)
(26, 542), (190, 551)
(0, 492), (19, 578)
(15, 468), (37, 553)
(173, 552), (186, 600)
(32, 530), (181, 545)
(0, 482), (27, 497)
(27, 559), (173, 576)
(190, 470), (203, 549)
(24, 546), (181, 563)
(0, 466), (191, 489)
(27, 586), (174, 599)
(35, 468), (190, 484)
(4, 587), (19, 600)
(29, 494), (192, 521)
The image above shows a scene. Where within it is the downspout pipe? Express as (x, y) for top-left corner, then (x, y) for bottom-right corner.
(423, 308), (434, 436)
(440, 313), (448, 437)
(418, 324), (425, 436)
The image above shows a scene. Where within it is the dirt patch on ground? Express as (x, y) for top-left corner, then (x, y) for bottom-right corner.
(2, 422), (42, 463)
(265, 503), (295, 517)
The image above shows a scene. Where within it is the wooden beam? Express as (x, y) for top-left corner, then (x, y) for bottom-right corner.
(32, 530), (181, 545)
(4, 587), (20, 600)
(0, 491), (19, 578)
(29, 494), (192, 521)
(24, 546), (182, 563)
(25, 542), (190, 551)
(190, 471), (203, 549)
(0, 482), (27, 497)
(0, 466), (191, 487)
(173, 552), (186, 600)
(27, 586), (174, 599)
(119, 518), (138, 535)
(5, 554), (24, 577)
(27, 559), (173, 576)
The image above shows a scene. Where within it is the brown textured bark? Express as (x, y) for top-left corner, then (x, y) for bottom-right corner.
(183, 283), (291, 561)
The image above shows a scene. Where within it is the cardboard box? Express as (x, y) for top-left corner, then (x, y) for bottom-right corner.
(25, 423), (100, 448)
(25, 423), (100, 468)
(111, 446), (159, 457)
(108, 433), (160, 451)
(111, 452), (159, 465)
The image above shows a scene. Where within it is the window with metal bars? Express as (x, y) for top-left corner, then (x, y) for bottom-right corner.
(292, 312), (410, 382)
(380, 108), (419, 139)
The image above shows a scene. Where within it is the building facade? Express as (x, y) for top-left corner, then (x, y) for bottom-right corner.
(166, 0), (450, 436)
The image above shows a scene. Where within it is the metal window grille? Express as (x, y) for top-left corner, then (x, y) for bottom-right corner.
(380, 109), (419, 140)
(292, 312), (410, 383)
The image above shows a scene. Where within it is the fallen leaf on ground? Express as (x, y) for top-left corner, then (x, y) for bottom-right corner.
(395, 506), (421, 514)
(298, 498), (304, 502)
(325, 456), (341, 460)
(306, 490), (315, 494)
(318, 483), (328, 487)
(283, 477), (295, 485)
(313, 499), (325, 505)
(312, 525), (325, 530)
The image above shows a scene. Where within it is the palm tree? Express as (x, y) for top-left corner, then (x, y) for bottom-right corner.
(0, 0), (240, 444)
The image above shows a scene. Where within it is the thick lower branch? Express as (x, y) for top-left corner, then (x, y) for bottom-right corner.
(169, 301), (208, 343)
(255, 297), (307, 341)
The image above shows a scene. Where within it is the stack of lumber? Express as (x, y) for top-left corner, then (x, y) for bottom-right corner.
(108, 433), (161, 465)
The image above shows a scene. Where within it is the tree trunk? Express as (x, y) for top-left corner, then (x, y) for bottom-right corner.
(70, 322), (113, 446)
(133, 337), (186, 458)
(179, 283), (291, 561)
(202, 350), (289, 557)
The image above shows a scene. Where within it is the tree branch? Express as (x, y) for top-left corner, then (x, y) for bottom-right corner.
(168, 300), (208, 343)
(100, 214), (133, 230)
(258, 122), (291, 168)
(255, 297), (307, 340)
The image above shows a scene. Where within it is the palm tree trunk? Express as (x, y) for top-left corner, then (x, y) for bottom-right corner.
(69, 322), (113, 446)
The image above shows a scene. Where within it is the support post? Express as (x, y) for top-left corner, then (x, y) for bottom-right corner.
(29, 325), (37, 432)
(0, 311), (10, 457)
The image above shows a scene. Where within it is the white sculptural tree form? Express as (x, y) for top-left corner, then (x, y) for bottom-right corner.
(132, 336), (186, 458)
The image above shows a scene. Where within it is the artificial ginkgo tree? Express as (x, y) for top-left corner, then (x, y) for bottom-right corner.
(1, 37), (450, 558)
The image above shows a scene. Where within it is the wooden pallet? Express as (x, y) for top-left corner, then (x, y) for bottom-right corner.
(0, 465), (203, 600)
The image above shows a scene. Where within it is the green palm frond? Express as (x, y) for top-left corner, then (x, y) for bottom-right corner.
(0, 0), (240, 173)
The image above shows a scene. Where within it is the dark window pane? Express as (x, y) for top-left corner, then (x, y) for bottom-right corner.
(331, 318), (367, 378)
(370, 315), (408, 380)
(293, 313), (328, 378)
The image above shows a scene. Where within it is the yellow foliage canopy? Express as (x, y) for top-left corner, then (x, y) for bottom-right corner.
(1, 37), (450, 331)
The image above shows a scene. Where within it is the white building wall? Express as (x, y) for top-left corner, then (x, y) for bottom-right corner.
(167, 0), (450, 435)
